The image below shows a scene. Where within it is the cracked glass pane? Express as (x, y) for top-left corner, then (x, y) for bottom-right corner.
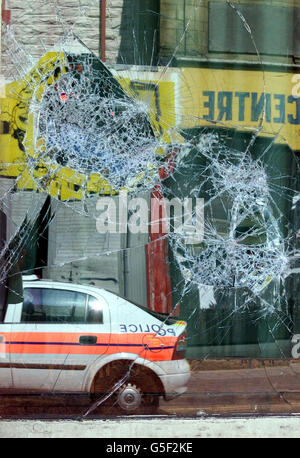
(0, 0), (299, 421)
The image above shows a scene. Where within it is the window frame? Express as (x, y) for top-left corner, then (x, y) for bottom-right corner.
(20, 286), (104, 325)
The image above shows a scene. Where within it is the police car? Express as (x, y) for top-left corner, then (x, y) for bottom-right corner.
(0, 278), (190, 413)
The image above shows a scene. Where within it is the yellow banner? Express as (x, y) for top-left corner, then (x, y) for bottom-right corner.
(180, 67), (300, 150)
(2, 59), (297, 202)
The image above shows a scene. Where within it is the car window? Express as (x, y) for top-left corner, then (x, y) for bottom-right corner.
(110, 292), (177, 325)
(21, 288), (87, 323)
(86, 295), (104, 324)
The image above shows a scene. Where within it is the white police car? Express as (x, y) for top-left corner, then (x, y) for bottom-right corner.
(0, 278), (190, 413)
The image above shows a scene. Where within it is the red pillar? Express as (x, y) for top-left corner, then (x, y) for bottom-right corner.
(2, 0), (11, 25)
(100, 0), (106, 62)
(145, 148), (177, 313)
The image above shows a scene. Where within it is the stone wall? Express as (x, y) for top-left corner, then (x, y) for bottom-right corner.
(1, 0), (131, 78)
(1, 0), (162, 78)
(7, 0), (100, 54)
(106, 0), (124, 63)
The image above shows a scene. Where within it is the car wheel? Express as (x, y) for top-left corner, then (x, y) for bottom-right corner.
(116, 382), (159, 414)
(91, 361), (161, 415)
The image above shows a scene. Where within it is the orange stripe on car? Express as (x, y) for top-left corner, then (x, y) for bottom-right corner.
(1, 332), (177, 361)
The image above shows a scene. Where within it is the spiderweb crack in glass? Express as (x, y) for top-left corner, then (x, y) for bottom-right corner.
(166, 132), (295, 311)
(33, 56), (161, 192)
(171, 233), (289, 291)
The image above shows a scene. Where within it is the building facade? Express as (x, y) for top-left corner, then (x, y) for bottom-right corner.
(1, 0), (299, 358)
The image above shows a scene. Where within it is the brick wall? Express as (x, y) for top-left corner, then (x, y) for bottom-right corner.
(1, 0), (162, 77)
(7, 0), (100, 53)
(1, 0), (131, 78)
(106, 0), (124, 63)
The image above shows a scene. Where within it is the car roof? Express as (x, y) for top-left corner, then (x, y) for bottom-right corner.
(21, 280), (174, 323)
(22, 279), (127, 303)
(23, 279), (106, 294)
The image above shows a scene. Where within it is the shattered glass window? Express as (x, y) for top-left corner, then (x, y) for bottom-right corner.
(0, 0), (299, 422)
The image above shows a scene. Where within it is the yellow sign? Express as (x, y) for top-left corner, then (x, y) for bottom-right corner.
(4, 59), (296, 201)
(179, 67), (300, 151)
(0, 52), (176, 200)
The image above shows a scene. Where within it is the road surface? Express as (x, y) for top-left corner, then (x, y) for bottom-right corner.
(1, 360), (300, 419)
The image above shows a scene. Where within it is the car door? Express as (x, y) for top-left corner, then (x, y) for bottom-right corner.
(10, 284), (110, 393)
(54, 290), (111, 392)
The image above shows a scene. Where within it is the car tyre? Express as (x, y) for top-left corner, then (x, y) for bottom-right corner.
(91, 360), (161, 415)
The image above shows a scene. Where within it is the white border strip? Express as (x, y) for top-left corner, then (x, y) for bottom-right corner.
(1, 416), (300, 438)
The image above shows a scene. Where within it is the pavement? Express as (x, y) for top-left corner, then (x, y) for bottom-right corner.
(161, 360), (300, 416)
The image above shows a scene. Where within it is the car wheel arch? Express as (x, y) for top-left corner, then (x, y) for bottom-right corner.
(87, 354), (165, 396)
